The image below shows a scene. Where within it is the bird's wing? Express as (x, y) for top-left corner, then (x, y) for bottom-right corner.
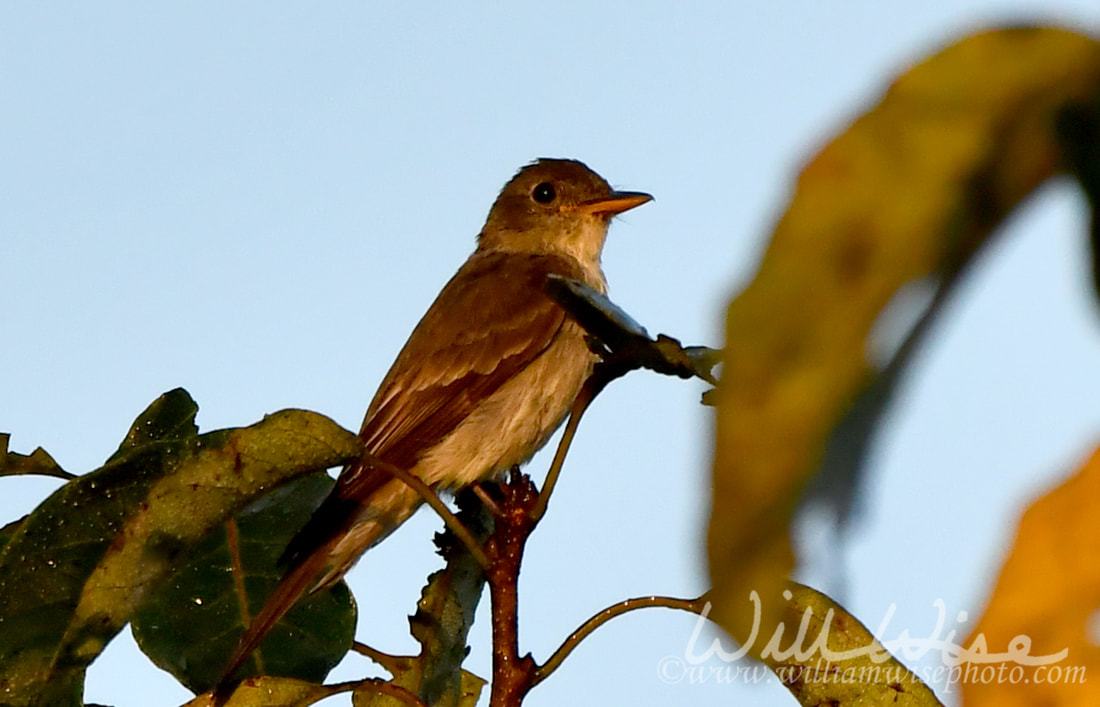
(279, 250), (588, 567)
(361, 250), (587, 468)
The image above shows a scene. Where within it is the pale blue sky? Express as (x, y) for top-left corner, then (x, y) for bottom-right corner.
(3, 4), (1100, 706)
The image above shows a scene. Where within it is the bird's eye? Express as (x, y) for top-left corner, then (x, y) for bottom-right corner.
(532, 182), (556, 204)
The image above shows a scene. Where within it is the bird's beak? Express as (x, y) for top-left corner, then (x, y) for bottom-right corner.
(573, 190), (653, 215)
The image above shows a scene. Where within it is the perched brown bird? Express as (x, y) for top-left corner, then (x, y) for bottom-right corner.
(215, 158), (651, 695)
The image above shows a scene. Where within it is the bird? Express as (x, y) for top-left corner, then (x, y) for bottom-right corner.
(214, 158), (651, 697)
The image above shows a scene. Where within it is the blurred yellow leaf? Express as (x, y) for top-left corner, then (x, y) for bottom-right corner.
(710, 24), (1100, 652)
(960, 446), (1100, 706)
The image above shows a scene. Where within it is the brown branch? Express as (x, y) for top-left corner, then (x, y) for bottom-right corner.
(464, 279), (719, 704)
(485, 471), (541, 707)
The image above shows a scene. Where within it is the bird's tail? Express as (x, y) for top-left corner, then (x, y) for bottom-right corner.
(209, 545), (333, 705)
(210, 478), (423, 705)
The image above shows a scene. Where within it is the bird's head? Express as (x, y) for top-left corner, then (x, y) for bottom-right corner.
(477, 159), (652, 269)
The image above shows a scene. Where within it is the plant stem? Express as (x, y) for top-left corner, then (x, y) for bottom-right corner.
(533, 594), (710, 687)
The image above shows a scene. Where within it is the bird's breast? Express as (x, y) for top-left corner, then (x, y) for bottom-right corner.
(413, 318), (595, 490)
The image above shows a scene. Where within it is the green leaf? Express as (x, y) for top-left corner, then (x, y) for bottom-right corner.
(404, 491), (491, 707)
(0, 518), (20, 557)
(352, 489), (491, 707)
(0, 389), (361, 707)
(107, 386), (200, 461)
(132, 473), (357, 694)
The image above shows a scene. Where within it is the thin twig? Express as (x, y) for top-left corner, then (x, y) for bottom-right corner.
(224, 518), (260, 673)
(531, 356), (635, 522)
(473, 484), (504, 516)
(533, 594), (710, 687)
(530, 386), (594, 522)
(368, 453), (492, 571)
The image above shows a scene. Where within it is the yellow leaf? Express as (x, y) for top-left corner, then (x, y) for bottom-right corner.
(187, 676), (338, 706)
(755, 584), (941, 706)
(960, 446), (1100, 706)
(710, 25), (1100, 649)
